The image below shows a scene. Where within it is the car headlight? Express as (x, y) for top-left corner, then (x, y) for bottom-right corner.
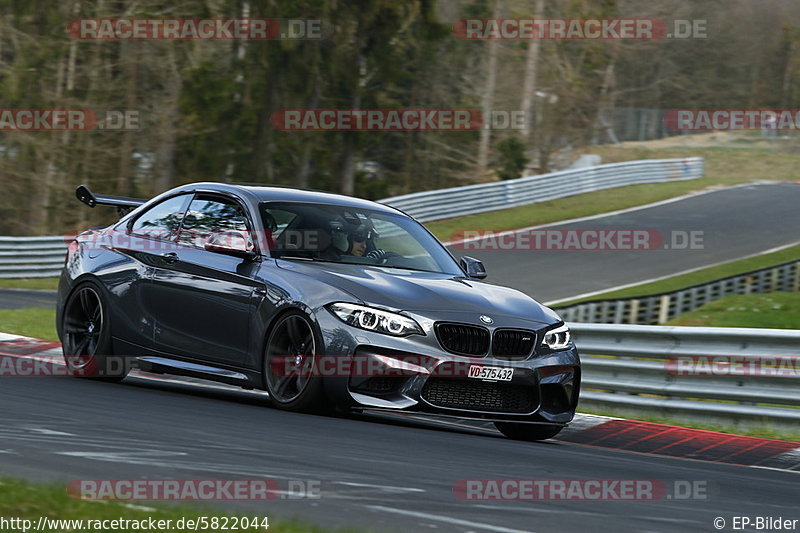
(327, 303), (424, 337)
(542, 323), (571, 351)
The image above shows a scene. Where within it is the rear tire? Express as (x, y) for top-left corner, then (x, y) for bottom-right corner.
(61, 281), (128, 382)
(263, 311), (328, 413)
(494, 422), (563, 441)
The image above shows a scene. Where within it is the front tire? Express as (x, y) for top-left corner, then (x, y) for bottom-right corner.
(494, 422), (563, 441)
(263, 311), (327, 412)
(61, 281), (128, 381)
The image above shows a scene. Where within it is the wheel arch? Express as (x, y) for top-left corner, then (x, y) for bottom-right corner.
(258, 303), (324, 387)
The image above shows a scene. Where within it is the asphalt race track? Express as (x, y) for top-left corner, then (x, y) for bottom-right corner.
(446, 182), (800, 303)
(1, 182), (800, 532)
(0, 289), (57, 310)
(0, 369), (797, 533)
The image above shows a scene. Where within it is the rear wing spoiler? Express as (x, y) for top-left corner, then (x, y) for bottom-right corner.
(75, 184), (146, 217)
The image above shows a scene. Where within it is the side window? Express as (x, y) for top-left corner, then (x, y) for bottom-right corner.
(264, 208), (297, 238)
(130, 194), (192, 241)
(177, 196), (251, 248)
(261, 207), (304, 254)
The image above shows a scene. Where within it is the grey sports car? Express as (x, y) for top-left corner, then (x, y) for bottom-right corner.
(56, 182), (580, 441)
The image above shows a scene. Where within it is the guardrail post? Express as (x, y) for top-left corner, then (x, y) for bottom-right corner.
(794, 261), (800, 292)
(503, 180), (513, 206)
(628, 299), (640, 324)
(658, 294), (671, 324)
(598, 301), (609, 323)
(645, 297), (658, 324)
(744, 274), (754, 295)
(718, 279), (728, 299)
(613, 301), (626, 323)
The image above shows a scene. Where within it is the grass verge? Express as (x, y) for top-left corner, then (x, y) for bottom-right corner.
(0, 308), (57, 341)
(552, 244), (800, 306)
(0, 477), (351, 533)
(0, 277), (59, 290)
(665, 292), (800, 329)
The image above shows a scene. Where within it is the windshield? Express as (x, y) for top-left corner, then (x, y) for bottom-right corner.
(260, 202), (463, 276)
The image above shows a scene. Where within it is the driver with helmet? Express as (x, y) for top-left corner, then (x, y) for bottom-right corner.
(326, 219), (388, 262)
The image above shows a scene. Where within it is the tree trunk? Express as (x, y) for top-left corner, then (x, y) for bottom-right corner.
(340, 52), (365, 196)
(477, 0), (501, 175)
(116, 41), (138, 196)
(780, 38), (796, 108)
(297, 69), (321, 188)
(594, 60), (618, 144)
(154, 47), (182, 194)
(520, 0), (545, 140)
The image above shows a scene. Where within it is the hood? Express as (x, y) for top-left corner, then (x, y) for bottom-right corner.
(276, 260), (560, 325)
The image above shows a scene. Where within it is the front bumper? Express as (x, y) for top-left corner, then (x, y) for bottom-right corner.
(314, 307), (580, 425)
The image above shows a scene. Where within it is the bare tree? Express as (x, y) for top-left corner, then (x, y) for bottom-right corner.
(519, 0), (545, 140)
(477, 0), (501, 176)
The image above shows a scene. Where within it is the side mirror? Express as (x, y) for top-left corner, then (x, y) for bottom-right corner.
(204, 230), (257, 259)
(460, 256), (487, 279)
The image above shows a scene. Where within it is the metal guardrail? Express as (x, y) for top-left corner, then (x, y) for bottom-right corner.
(571, 322), (800, 430)
(379, 157), (704, 223)
(557, 258), (800, 325)
(0, 236), (68, 278)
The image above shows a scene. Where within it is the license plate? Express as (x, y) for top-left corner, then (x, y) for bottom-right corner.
(468, 365), (513, 382)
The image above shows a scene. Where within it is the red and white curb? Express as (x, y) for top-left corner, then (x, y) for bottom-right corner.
(558, 417), (800, 470)
(1, 333), (798, 471)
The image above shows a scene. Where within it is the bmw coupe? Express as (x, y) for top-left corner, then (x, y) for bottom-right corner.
(57, 182), (580, 440)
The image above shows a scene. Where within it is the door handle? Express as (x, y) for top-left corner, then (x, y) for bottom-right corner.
(160, 252), (179, 264)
